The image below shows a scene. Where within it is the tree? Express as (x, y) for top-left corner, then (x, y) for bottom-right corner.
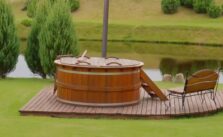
(0, 0), (19, 78)
(25, 0), (51, 79)
(39, 0), (79, 76)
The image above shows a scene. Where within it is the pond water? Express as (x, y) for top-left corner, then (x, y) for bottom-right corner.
(8, 55), (163, 80)
(9, 41), (223, 83)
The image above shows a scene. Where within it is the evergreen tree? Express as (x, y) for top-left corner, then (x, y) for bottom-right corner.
(39, 0), (79, 76)
(25, 0), (51, 79)
(0, 0), (19, 78)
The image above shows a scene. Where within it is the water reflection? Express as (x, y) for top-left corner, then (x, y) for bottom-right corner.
(8, 39), (223, 82)
(159, 58), (222, 76)
(8, 55), (223, 83)
(8, 55), (40, 78)
(8, 55), (163, 80)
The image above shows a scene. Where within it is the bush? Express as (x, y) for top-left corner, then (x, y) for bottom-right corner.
(21, 0), (28, 11)
(27, 0), (80, 17)
(193, 0), (213, 13)
(0, 0), (19, 78)
(68, 0), (80, 12)
(39, 0), (79, 76)
(207, 4), (222, 18)
(181, 0), (194, 8)
(27, 0), (38, 17)
(161, 0), (180, 14)
(222, 4), (223, 15)
(21, 18), (32, 27)
(25, 0), (51, 79)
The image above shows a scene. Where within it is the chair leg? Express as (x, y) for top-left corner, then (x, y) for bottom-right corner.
(198, 92), (204, 104)
(169, 94), (171, 108)
(201, 92), (205, 104)
(165, 101), (169, 112)
(182, 94), (185, 110)
(211, 91), (217, 106)
(53, 84), (57, 94)
(165, 94), (171, 112)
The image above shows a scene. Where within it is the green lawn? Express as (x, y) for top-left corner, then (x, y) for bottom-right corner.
(1, 78), (223, 137)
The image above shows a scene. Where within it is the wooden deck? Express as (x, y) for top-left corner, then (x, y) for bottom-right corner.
(20, 86), (223, 119)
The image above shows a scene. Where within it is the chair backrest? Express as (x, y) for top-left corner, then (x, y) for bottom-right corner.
(184, 69), (219, 94)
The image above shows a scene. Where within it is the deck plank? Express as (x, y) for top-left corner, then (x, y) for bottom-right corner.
(145, 98), (153, 115)
(20, 86), (223, 119)
(206, 93), (217, 111)
(22, 87), (50, 111)
(40, 91), (57, 111)
(214, 92), (222, 110)
(203, 93), (214, 112)
(192, 94), (200, 114)
(29, 89), (52, 112)
(21, 88), (46, 111)
(216, 92), (223, 109)
(218, 92), (223, 106)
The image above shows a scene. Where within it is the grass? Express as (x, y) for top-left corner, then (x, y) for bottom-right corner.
(21, 41), (223, 59)
(1, 78), (223, 137)
(10, 0), (223, 46)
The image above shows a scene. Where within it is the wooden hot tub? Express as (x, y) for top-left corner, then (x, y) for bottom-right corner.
(54, 56), (144, 106)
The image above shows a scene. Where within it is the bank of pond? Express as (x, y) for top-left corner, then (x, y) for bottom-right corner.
(11, 42), (223, 83)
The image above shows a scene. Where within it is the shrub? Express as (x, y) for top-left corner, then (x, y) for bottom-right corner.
(180, 0), (184, 5)
(161, 0), (180, 14)
(27, 0), (38, 17)
(27, 0), (80, 17)
(207, 4), (222, 18)
(181, 0), (194, 8)
(25, 0), (51, 79)
(222, 4), (223, 14)
(39, 0), (79, 76)
(21, 18), (32, 27)
(0, 0), (19, 78)
(21, 0), (28, 11)
(193, 0), (213, 13)
(68, 0), (80, 12)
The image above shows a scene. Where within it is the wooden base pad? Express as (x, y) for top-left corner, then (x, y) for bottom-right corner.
(19, 86), (223, 119)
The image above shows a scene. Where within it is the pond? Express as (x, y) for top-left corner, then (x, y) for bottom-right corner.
(9, 41), (223, 83)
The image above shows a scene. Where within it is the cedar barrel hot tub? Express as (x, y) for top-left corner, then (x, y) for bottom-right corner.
(54, 56), (144, 106)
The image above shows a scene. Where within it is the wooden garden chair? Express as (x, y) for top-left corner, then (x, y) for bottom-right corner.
(167, 69), (220, 109)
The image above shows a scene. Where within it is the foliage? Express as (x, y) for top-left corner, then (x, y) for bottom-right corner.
(159, 58), (177, 75)
(0, 0), (19, 78)
(67, 0), (80, 12)
(207, 4), (222, 18)
(193, 0), (213, 13)
(27, 0), (80, 16)
(181, 0), (194, 8)
(161, 0), (180, 14)
(25, 0), (51, 79)
(39, 0), (79, 76)
(27, 0), (38, 17)
(21, 18), (32, 27)
(221, 4), (223, 15)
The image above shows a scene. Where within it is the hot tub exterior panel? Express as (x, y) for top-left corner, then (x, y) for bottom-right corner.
(55, 59), (143, 106)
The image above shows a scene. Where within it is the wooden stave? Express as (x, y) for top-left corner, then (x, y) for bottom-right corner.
(55, 64), (142, 106)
